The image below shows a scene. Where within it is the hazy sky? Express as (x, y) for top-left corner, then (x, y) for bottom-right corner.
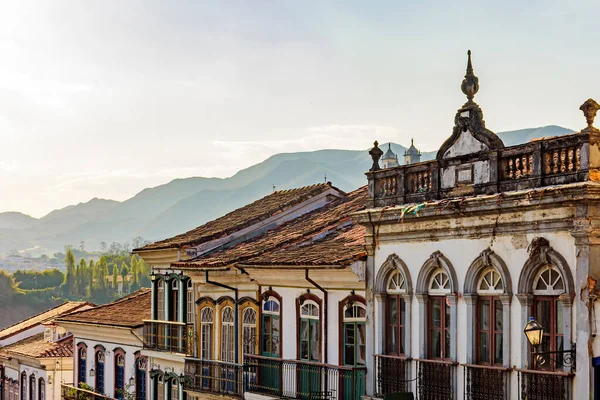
(1, 1), (600, 217)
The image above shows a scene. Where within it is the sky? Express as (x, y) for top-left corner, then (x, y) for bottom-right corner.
(1, 1), (600, 217)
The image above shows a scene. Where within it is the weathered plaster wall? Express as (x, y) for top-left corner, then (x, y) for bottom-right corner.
(443, 129), (488, 159)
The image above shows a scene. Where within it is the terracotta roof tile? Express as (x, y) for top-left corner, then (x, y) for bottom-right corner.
(56, 289), (151, 328)
(0, 333), (73, 359)
(135, 183), (341, 251)
(173, 186), (368, 269)
(0, 302), (93, 341)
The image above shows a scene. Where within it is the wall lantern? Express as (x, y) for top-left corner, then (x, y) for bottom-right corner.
(150, 272), (157, 282)
(129, 377), (134, 387)
(89, 367), (95, 377)
(523, 316), (576, 369)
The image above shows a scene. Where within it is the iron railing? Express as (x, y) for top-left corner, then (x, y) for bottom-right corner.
(463, 364), (510, 400)
(517, 369), (573, 400)
(184, 358), (244, 398)
(142, 320), (194, 355)
(61, 384), (114, 400)
(415, 359), (457, 400)
(244, 354), (366, 400)
(374, 354), (411, 396)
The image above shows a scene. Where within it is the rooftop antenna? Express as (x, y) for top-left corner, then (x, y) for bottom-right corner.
(324, 174), (327, 183)
(272, 184), (276, 193)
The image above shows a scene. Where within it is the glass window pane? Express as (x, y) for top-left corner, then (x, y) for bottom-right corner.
(357, 306), (366, 318)
(388, 297), (397, 324)
(445, 329), (451, 358)
(431, 330), (441, 358)
(431, 300), (441, 328)
(479, 300), (490, 330)
(310, 321), (320, 361)
(536, 300), (550, 328)
(399, 326), (405, 354)
(494, 333), (503, 365)
(357, 324), (366, 365)
(272, 317), (280, 355)
(445, 300), (451, 329)
(387, 326), (397, 354)
(344, 324), (355, 365)
(400, 299), (406, 327)
(495, 300), (503, 331)
(479, 332), (489, 363)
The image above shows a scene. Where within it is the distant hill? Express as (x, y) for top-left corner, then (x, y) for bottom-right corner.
(0, 125), (572, 256)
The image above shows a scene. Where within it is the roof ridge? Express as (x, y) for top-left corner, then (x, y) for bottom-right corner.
(0, 301), (89, 338)
(58, 289), (150, 320)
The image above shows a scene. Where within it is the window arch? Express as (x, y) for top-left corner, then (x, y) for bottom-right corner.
(221, 306), (235, 363)
(95, 347), (105, 395)
(261, 289), (282, 358)
(186, 280), (194, 324)
(242, 307), (258, 358)
(77, 343), (87, 385)
(475, 267), (505, 366)
(199, 306), (214, 360)
(533, 265), (565, 295)
(157, 279), (165, 321)
(28, 375), (35, 400)
(340, 294), (366, 367)
(135, 354), (147, 400)
(37, 379), (44, 400)
(170, 378), (178, 400)
(114, 349), (126, 399)
(20, 372), (26, 400)
(298, 296), (321, 362)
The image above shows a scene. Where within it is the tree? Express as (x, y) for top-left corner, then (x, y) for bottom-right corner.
(76, 258), (88, 297)
(120, 262), (129, 295)
(130, 256), (138, 286)
(64, 249), (76, 294)
(100, 242), (107, 253)
(112, 263), (119, 292)
(87, 260), (95, 297)
(131, 236), (145, 250)
(79, 241), (85, 252)
(0, 271), (16, 304)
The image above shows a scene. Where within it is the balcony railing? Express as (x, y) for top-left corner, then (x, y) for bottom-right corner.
(184, 358), (244, 398)
(517, 369), (573, 400)
(142, 320), (194, 355)
(367, 132), (590, 207)
(374, 354), (411, 396)
(244, 354), (366, 400)
(415, 359), (457, 400)
(61, 384), (114, 400)
(463, 364), (510, 400)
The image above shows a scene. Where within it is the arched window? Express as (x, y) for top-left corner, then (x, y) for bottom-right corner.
(532, 265), (566, 370)
(114, 350), (125, 399)
(186, 280), (194, 324)
(20, 372), (26, 400)
(170, 378), (178, 400)
(156, 375), (164, 400)
(157, 279), (165, 321)
(242, 307), (258, 358)
(342, 299), (367, 366)
(476, 268), (505, 365)
(135, 356), (147, 400)
(199, 307), (214, 360)
(428, 269), (451, 360)
(299, 300), (320, 362)
(95, 349), (105, 394)
(28, 376), (34, 400)
(171, 279), (179, 322)
(262, 296), (281, 358)
(37, 379), (44, 400)
(386, 270), (407, 356)
(77, 345), (87, 385)
(221, 306), (235, 362)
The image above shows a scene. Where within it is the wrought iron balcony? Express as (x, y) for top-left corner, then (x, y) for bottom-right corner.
(517, 369), (573, 400)
(415, 359), (458, 400)
(244, 354), (366, 400)
(61, 384), (114, 400)
(367, 132), (590, 208)
(374, 354), (411, 396)
(463, 364), (510, 400)
(142, 320), (194, 355)
(184, 358), (244, 398)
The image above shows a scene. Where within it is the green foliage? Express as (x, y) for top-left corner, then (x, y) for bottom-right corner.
(0, 270), (17, 304)
(64, 249), (76, 294)
(13, 269), (64, 290)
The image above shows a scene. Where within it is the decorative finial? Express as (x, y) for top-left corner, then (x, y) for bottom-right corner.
(369, 141), (383, 171)
(388, 143), (392, 150)
(580, 98), (600, 131)
(411, 138), (414, 146)
(461, 50), (479, 104)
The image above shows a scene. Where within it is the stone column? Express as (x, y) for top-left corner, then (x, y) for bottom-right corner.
(516, 293), (533, 369)
(499, 294), (512, 368)
(463, 294), (478, 364)
(415, 294), (429, 359)
(364, 247), (376, 397)
(448, 294), (458, 361)
(402, 293), (413, 359)
(559, 293), (575, 374)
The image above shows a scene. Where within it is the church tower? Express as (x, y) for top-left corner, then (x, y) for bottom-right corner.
(404, 138), (421, 165)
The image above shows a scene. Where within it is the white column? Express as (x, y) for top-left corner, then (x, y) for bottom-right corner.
(415, 294), (428, 359)
(463, 294), (478, 364)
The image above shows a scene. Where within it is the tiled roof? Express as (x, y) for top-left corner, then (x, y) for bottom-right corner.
(0, 333), (73, 359)
(173, 186), (368, 269)
(135, 183), (341, 251)
(0, 302), (92, 341)
(56, 288), (151, 328)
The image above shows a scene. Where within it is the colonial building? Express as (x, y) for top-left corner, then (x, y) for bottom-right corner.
(134, 183), (369, 400)
(382, 144), (399, 169)
(0, 302), (94, 400)
(56, 289), (151, 400)
(353, 50), (600, 399)
(403, 139), (421, 165)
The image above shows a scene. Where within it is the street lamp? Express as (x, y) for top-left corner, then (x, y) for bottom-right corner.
(523, 316), (576, 369)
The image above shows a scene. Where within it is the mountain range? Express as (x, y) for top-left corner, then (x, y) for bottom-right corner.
(0, 125), (572, 256)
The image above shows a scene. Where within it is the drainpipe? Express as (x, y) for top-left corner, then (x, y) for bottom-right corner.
(205, 270), (239, 364)
(305, 269), (328, 364)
